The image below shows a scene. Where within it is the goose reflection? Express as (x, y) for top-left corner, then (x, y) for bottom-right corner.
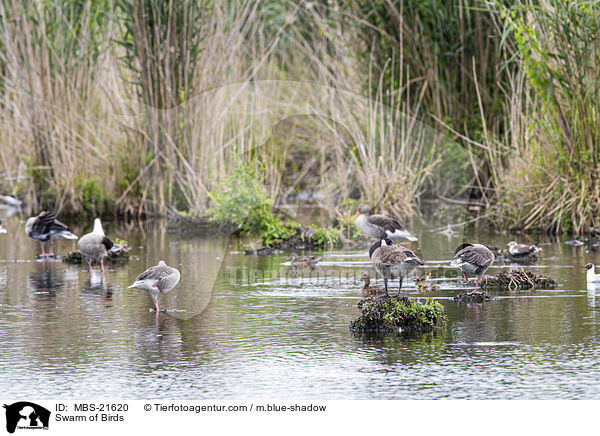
(81, 270), (114, 299)
(135, 316), (183, 363)
(29, 262), (77, 297)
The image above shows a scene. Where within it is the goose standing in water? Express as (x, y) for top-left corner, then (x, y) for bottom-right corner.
(0, 219), (6, 234)
(507, 241), (541, 258)
(128, 261), (181, 316)
(25, 211), (78, 257)
(582, 263), (600, 284)
(78, 218), (113, 272)
(355, 205), (417, 241)
(451, 243), (495, 295)
(369, 238), (424, 298)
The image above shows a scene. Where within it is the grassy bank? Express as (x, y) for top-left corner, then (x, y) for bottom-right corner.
(0, 1), (597, 235)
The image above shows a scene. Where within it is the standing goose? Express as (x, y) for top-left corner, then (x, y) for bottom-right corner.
(25, 211), (78, 257)
(128, 261), (181, 316)
(507, 241), (541, 257)
(78, 218), (113, 272)
(582, 263), (600, 284)
(0, 219), (6, 234)
(369, 238), (424, 298)
(451, 243), (495, 295)
(355, 205), (417, 241)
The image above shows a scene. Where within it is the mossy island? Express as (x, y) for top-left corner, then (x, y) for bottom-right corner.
(350, 297), (447, 334)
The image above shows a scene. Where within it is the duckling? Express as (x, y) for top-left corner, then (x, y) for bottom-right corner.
(360, 272), (383, 297)
(290, 253), (320, 268)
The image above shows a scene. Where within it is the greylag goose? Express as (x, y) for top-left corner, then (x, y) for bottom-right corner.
(451, 243), (495, 294)
(360, 272), (383, 297)
(128, 261), (181, 315)
(369, 238), (424, 298)
(582, 263), (600, 284)
(25, 211), (78, 256)
(0, 219), (6, 234)
(355, 205), (417, 241)
(290, 253), (320, 268)
(77, 218), (113, 272)
(507, 241), (541, 257)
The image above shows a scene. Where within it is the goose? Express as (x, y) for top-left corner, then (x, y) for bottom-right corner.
(77, 218), (113, 272)
(128, 261), (181, 315)
(507, 241), (541, 257)
(0, 219), (6, 234)
(360, 272), (383, 297)
(582, 263), (600, 283)
(25, 211), (78, 257)
(451, 243), (495, 295)
(355, 205), (417, 241)
(290, 253), (320, 268)
(369, 238), (424, 298)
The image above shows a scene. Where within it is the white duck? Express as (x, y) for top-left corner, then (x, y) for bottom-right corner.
(128, 261), (181, 316)
(583, 263), (600, 283)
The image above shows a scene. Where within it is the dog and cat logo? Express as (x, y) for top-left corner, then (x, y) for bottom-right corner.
(3, 402), (50, 433)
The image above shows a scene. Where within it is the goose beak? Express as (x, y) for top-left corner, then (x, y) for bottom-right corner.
(354, 211), (361, 217)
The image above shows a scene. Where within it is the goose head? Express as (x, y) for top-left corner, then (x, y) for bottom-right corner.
(354, 204), (372, 217)
(582, 263), (594, 270)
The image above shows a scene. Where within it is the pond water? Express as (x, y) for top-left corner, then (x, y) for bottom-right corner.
(1, 213), (600, 400)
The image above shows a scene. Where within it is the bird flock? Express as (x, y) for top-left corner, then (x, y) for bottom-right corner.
(1, 210), (180, 317)
(352, 204), (600, 294)
(0, 202), (598, 315)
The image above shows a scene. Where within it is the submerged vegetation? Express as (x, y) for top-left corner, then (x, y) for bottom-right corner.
(0, 0), (598, 235)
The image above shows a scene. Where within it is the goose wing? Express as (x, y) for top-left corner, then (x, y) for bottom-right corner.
(368, 214), (406, 233)
(136, 262), (179, 290)
(454, 244), (491, 267)
(377, 245), (409, 265)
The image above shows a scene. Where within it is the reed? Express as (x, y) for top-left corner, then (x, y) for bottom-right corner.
(489, 0), (600, 234)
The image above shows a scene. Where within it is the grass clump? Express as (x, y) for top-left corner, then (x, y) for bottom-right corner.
(208, 158), (300, 246)
(350, 297), (447, 333)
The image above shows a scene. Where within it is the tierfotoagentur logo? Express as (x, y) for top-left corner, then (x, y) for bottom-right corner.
(3, 402), (50, 434)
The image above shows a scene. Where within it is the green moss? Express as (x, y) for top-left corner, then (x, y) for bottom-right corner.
(350, 297), (447, 333)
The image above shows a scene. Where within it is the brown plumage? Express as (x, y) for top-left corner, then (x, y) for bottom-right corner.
(369, 238), (424, 298)
(360, 272), (383, 297)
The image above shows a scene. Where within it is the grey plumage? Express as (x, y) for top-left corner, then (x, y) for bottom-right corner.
(128, 260), (181, 315)
(451, 243), (494, 293)
(507, 241), (541, 257)
(355, 205), (417, 241)
(78, 218), (113, 272)
(25, 211), (77, 256)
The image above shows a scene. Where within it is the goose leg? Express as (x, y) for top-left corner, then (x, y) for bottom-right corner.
(87, 260), (93, 272)
(154, 298), (160, 317)
(392, 276), (404, 298)
(40, 242), (46, 257)
(462, 271), (469, 283)
(48, 241), (54, 257)
(378, 278), (390, 298)
(468, 276), (483, 295)
(100, 259), (105, 273)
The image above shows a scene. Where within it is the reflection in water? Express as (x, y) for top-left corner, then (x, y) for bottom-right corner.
(29, 262), (78, 297)
(1, 215), (600, 399)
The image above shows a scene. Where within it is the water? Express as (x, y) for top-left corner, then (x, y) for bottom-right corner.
(1, 214), (600, 400)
